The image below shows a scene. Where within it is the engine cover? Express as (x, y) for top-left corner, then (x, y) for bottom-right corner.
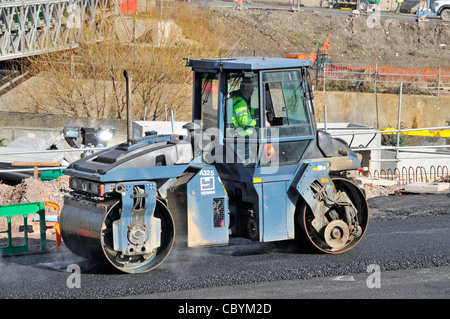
(64, 134), (193, 182)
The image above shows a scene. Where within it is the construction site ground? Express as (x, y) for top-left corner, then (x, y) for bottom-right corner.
(1, 5), (449, 252)
(1, 175), (448, 252)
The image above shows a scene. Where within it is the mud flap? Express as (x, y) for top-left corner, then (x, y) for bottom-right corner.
(291, 160), (336, 231)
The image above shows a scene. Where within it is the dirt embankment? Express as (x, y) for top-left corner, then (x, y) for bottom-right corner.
(0, 177), (69, 207)
(215, 8), (449, 69)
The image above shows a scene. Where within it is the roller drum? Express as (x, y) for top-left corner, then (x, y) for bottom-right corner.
(60, 197), (118, 263)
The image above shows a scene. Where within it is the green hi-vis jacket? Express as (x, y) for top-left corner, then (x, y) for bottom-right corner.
(232, 96), (257, 137)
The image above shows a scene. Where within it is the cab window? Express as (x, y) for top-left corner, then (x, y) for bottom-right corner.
(200, 73), (219, 132)
(224, 72), (260, 167)
(263, 70), (312, 137)
(225, 72), (260, 139)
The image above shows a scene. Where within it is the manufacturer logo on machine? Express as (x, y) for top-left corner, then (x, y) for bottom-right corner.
(200, 170), (215, 195)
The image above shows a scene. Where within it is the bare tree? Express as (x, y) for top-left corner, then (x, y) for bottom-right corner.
(19, 2), (226, 121)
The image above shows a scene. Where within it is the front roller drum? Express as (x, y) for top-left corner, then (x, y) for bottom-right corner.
(296, 177), (369, 254)
(61, 197), (175, 274)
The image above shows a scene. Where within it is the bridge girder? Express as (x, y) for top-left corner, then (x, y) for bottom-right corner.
(0, 0), (116, 61)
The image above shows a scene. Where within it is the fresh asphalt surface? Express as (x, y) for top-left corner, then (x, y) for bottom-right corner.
(0, 193), (449, 300)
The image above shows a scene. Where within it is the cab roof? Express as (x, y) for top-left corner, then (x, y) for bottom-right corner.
(186, 56), (312, 72)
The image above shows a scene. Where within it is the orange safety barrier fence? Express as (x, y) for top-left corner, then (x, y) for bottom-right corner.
(43, 201), (61, 248)
(325, 64), (450, 84)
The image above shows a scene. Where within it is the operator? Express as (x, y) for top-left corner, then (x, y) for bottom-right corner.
(395, 0), (403, 14)
(232, 77), (258, 137)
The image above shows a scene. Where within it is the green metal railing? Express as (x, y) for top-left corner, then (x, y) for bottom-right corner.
(0, 202), (47, 254)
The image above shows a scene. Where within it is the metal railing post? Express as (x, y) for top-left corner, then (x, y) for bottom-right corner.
(437, 67), (441, 97)
(374, 64), (378, 94)
(396, 82), (403, 160)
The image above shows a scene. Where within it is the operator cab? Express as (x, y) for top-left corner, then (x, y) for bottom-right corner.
(186, 57), (316, 171)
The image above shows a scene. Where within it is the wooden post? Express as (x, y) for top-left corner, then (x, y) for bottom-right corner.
(12, 162), (61, 179)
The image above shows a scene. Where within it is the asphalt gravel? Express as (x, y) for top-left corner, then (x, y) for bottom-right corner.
(368, 193), (450, 220)
(0, 193), (449, 299)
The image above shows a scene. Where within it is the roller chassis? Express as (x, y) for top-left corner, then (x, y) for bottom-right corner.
(60, 57), (369, 274)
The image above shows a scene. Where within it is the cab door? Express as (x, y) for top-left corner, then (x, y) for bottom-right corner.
(255, 68), (316, 242)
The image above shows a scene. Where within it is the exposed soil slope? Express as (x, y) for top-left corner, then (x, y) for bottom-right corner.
(215, 8), (450, 69)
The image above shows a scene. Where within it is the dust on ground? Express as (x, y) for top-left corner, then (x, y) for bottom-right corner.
(214, 7), (449, 69)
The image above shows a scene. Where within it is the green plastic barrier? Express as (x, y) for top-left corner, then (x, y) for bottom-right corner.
(0, 202), (47, 254)
(40, 170), (64, 181)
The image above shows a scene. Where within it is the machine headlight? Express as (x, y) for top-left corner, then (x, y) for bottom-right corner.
(96, 125), (116, 146)
(98, 130), (114, 142)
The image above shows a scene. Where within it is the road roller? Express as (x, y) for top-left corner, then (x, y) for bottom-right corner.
(60, 57), (369, 273)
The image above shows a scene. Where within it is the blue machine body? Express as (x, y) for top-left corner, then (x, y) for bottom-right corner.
(60, 57), (368, 273)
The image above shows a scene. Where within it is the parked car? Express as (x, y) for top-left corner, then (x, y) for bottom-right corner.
(432, 0), (450, 20)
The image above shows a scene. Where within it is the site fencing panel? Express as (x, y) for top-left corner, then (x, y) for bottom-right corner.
(320, 63), (450, 96)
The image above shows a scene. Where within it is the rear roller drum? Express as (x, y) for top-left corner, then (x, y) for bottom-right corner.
(295, 177), (369, 254)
